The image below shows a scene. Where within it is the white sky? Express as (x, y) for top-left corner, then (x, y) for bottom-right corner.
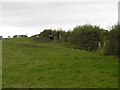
(0, 0), (119, 38)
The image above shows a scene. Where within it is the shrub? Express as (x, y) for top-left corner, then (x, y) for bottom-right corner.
(104, 24), (120, 57)
(70, 24), (104, 51)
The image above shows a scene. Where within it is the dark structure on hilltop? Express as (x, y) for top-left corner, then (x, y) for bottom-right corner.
(0, 36), (2, 40)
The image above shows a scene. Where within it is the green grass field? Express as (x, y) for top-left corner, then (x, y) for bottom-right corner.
(0, 40), (2, 89)
(2, 38), (118, 88)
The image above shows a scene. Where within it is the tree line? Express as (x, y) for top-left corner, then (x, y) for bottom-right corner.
(32, 24), (120, 57)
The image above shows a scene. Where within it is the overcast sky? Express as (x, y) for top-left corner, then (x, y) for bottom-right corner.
(0, 0), (119, 38)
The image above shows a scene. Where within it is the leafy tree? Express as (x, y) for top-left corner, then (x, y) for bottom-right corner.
(63, 31), (72, 42)
(40, 29), (52, 37)
(70, 24), (105, 51)
(104, 24), (120, 57)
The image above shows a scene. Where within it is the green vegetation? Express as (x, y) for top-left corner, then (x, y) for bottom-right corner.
(36, 24), (119, 57)
(0, 40), (2, 89)
(69, 25), (104, 51)
(104, 24), (120, 57)
(2, 38), (118, 88)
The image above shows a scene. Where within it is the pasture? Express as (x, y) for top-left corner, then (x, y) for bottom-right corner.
(0, 40), (2, 89)
(2, 38), (118, 88)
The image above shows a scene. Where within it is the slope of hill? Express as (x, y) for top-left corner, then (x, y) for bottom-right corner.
(2, 38), (118, 88)
(0, 40), (2, 89)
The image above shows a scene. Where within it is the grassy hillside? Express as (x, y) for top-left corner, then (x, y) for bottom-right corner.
(0, 40), (2, 89)
(2, 38), (118, 88)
